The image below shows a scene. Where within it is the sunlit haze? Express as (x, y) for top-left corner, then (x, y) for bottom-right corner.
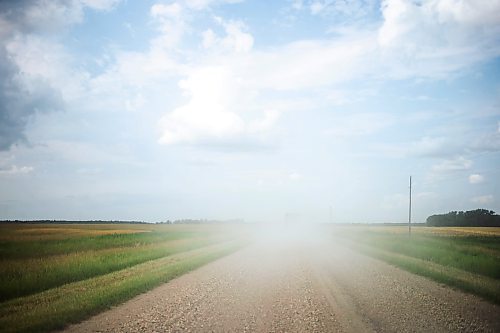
(1, 0), (499, 223)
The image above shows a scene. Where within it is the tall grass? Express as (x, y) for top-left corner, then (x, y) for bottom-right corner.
(350, 232), (500, 279)
(0, 236), (224, 301)
(0, 241), (244, 333)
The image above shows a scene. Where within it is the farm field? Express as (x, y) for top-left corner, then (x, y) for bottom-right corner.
(0, 223), (250, 332)
(329, 225), (500, 304)
(1, 223), (499, 332)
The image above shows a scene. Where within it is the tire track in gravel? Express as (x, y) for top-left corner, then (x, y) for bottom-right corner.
(63, 236), (500, 333)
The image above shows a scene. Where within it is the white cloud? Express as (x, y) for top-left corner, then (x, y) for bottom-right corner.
(378, 0), (500, 78)
(151, 3), (183, 18)
(2, 0), (123, 101)
(431, 156), (472, 173)
(470, 130), (500, 153)
(184, 0), (244, 10)
(0, 165), (34, 176)
(289, 172), (302, 181)
(408, 136), (465, 158)
(38, 140), (143, 166)
(124, 93), (146, 112)
(0, 0), (130, 151)
(158, 66), (278, 146)
(248, 110), (280, 133)
(202, 18), (254, 53)
(9, 0), (500, 155)
(246, 35), (376, 91)
(149, 3), (187, 50)
(325, 88), (377, 106)
(378, 0), (412, 47)
(310, 1), (326, 15)
(155, 0), (500, 148)
(220, 20), (254, 53)
(375, 136), (457, 159)
(202, 29), (217, 48)
(3, 0), (500, 157)
(251, 0), (500, 89)
(5, 0), (122, 34)
(410, 137), (452, 158)
(82, 0), (121, 11)
(158, 67), (245, 144)
(434, 0), (500, 26)
(94, 49), (180, 89)
(471, 194), (494, 205)
(86, 4), (189, 104)
(469, 174), (484, 184)
(324, 112), (393, 138)
(22, 1), (85, 31)
(309, 0), (376, 17)
(6, 34), (84, 102)
(379, 0), (500, 47)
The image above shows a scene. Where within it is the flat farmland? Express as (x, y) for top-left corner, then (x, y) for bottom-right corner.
(1, 223), (499, 333)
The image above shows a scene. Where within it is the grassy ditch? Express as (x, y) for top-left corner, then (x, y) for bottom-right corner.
(333, 226), (500, 304)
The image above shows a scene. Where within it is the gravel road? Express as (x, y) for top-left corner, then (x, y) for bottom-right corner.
(63, 234), (500, 333)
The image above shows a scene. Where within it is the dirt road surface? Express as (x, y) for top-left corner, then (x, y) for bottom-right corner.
(64, 235), (500, 332)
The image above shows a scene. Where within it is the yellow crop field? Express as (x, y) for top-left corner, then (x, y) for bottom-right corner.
(0, 223), (153, 241)
(343, 225), (500, 237)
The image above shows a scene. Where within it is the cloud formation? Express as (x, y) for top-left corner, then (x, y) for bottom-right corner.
(0, 46), (63, 150)
(378, 0), (500, 77)
(0, 0), (121, 151)
(469, 174), (484, 184)
(155, 0), (500, 148)
(431, 156), (472, 173)
(158, 66), (279, 146)
(0, 0), (499, 221)
(202, 18), (254, 53)
(0, 164), (34, 176)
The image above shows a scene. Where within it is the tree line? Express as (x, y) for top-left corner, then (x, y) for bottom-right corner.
(426, 209), (500, 227)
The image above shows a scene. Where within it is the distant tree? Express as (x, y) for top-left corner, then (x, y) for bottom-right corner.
(426, 209), (500, 227)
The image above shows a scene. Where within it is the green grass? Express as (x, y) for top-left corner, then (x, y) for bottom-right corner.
(0, 223), (250, 332)
(333, 226), (500, 304)
(0, 241), (244, 333)
(0, 236), (224, 301)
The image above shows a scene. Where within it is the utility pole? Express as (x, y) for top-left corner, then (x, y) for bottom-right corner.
(408, 176), (412, 238)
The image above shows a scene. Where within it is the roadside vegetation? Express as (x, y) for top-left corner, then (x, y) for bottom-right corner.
(0, 223), (250, 332)
(333, 226), (500, 304)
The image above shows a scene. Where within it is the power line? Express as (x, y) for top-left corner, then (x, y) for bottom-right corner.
(409, 175), (412, 238)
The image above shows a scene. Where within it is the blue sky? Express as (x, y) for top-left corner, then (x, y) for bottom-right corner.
(0, 0), (499, 223)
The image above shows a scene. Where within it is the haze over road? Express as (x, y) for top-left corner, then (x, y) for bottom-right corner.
(65, 232), (500, 333)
